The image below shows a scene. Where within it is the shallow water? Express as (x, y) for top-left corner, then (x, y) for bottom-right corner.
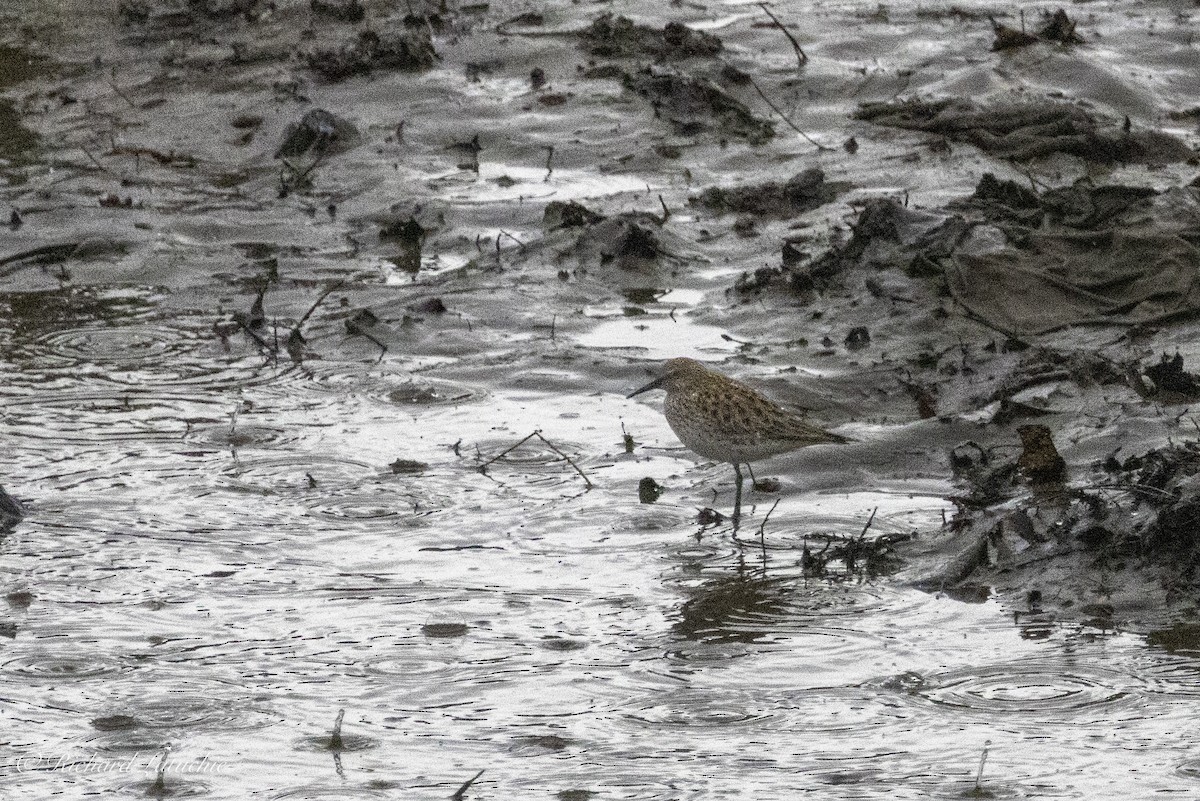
(3, 0), (1200, 798)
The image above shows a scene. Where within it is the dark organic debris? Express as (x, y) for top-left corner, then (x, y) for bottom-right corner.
(1138, 352), (1200, 402)
(691, 167), (842, 216)
(543, 200), (606, 230)
(1038, 9), (1083, 44)
(306, 25), (437, 82)
(0, 484), (24, 530)
(856, 98), (1194, 164)
(275, 108), (360, 194)
(410, 297), (447, 315)
(1015, 424), (1067, 488)
(381, 216), (425, 275)
(948, 441), (1019, 510)
(542, 207), (670, 270)
(638, 477), (664, 504)
(390, 458), (429, 474)
(598, 217), (662, 268)
(844, 326), (871, 350)
(448, 134), (482, 172)
(927, 438), (1200, 616)
(624, 68), (774, 143)
(989, 18), (1038, 50)
(581, 14), (722, 60)
(275, 108), (360, 160)
(991, 9), (1082, 50)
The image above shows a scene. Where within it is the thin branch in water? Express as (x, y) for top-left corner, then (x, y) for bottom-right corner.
(150, 747), (170, 795)
(758, 3), (807, 68)
(974, 740), (992, 793)
(295, 279), (346, 330)
(757, 498), (781, 559)
(452, 769), (486, 801)
(497, 230), (527, 250)
(745, 76), (832, 151)
(858, 506), (879, 539)
(329, 708), (346, 750)
(476, 431), (593, 488)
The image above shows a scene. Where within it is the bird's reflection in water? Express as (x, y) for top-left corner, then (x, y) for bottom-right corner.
(673, 573), (792, 644)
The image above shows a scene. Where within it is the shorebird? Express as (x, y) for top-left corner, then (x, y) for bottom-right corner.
(628, 357), (849, 516)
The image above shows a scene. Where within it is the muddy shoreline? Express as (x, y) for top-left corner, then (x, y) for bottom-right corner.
(4, 1), (1200, 649)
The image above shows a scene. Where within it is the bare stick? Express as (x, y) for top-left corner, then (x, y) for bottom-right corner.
(452, 769), (486, 801)
(758, 3), (807, 67)
(859, 506), (879, 539)
(974, 740), (992, 792)
(746, 76), (832, 150)
(478, 432), (540, 469)
(330, 708), (345, 750)
(757, 498), (781, 559)
(151, 747), (170, 794)
(497, 230), (527, 250)
(476, 431), (593, 488)
(533, 431), (593, 489)
(295, 279), (346, 330)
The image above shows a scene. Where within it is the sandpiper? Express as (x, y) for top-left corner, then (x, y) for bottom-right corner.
(628, 357), (849, 515)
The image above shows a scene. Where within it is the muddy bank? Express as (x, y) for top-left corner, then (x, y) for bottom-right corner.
(3, 1), (1200, 635)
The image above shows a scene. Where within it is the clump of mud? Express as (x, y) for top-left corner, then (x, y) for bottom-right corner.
(581, 13), (723, 60)
(307, 23), (438, 81)
(624, 68), (774, 143)
(691, 167), (843, 216)
(856, 98), (1194, 164)
(923, 431), (1200, 625)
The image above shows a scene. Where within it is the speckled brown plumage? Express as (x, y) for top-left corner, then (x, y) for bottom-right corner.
(628, 357), (848, 468)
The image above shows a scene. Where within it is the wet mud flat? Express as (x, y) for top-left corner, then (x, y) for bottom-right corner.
(4, 0), (1200, 798)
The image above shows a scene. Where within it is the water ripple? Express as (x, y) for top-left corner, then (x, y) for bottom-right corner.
(295, 363), (485, 408)
(16, 320), (291, 390)
(915, 658), (1145, 720)
(1, 649), (134, 680)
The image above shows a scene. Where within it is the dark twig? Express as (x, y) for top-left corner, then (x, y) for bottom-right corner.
(477, 431), (593, 488)
(294, 280), (345, 331)
(757, 498), (781, 559)
(758, 3), (808, 67)
(329, 708), (345, 750)
(452, 769), (485, 801)
(745, 76), (832, 150)
(858, 506), (879, 539)
(497, 230), (527, 251)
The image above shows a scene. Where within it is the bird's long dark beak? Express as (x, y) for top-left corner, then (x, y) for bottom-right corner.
(627, 374), (666, 399)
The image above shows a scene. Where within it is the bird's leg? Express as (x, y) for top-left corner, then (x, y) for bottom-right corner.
(746, 463), (758, 491)
(732, 463), (744, 524)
